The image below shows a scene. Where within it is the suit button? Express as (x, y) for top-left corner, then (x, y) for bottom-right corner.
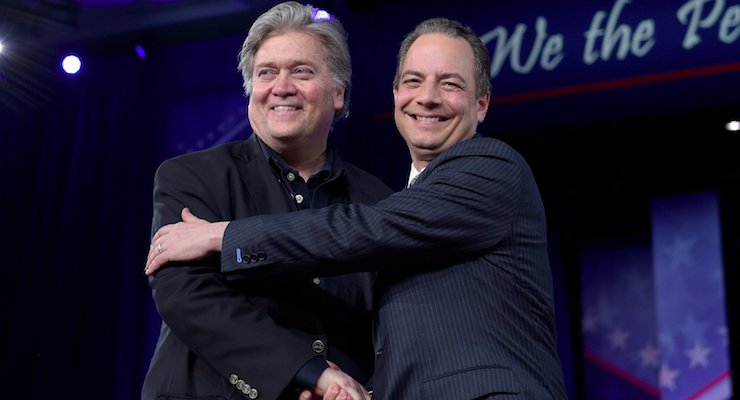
(287, 172), (296, 181)
(312, 277), (320, 285)
(248, 388), (259, 399)
(241, 382), (252, 394)
(229, 374), (238, 384)
(375, 349), (382, 358)
(257, 251), (266, 261)
(312, 339), (325, 353)
(294, 194), (304, 204)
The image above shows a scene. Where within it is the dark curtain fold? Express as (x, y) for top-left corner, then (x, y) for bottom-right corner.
(2, 52), (159, 398)
(1, 34), (246, 398)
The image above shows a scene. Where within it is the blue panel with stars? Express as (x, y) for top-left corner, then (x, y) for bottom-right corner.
(580, 243), (660, 399)
(652, 191), (732, 400)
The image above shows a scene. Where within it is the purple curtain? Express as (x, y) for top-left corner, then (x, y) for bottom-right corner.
(0, 34), (245, 399)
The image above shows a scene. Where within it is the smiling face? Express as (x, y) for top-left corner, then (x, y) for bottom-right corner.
(393, 33), (490, 168)
(248, 30), (344, 153)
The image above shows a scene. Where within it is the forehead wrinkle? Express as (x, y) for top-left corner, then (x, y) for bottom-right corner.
(255, 33), (326, 70)
(401, 70), (423, 78)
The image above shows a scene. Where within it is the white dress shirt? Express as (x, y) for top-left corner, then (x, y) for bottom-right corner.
(407, 163), (425, 188)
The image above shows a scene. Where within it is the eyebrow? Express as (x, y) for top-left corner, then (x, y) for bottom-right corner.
(255, 59), (318, 69)
(401, 70), (466, 83)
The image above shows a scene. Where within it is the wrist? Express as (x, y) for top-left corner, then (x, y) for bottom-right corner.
(211, 221), (229, 252)
(295, 356), (329, 392)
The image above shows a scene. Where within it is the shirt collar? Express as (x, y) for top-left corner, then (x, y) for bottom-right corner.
(407, 163), (425, 188)
(255, 135), (342, 182)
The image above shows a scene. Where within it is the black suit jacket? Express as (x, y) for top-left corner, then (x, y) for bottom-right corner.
(221, 136), (568, 399)
(142, 135), (392, 400)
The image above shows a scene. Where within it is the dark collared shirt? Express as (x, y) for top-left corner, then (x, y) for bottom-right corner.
(258, 137), (348, 210)
(255, 135), (354, 391)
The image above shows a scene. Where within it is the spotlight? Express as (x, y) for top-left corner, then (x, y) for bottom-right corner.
(0, 41), (4, 54)
(311, 8), (332, 21)
(61, 54), (82, 75)
(726, 120), (740, 132)
(135, 44), (146, 60)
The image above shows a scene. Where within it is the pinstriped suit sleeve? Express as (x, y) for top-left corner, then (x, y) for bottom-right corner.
(222, 138), (537, 277)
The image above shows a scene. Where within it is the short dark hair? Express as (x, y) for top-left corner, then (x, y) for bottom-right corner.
(393, 17), (491, 98)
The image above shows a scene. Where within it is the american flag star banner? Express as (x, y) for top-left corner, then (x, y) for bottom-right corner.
(580, 190), (732, 399)
(581, 244), (660, 399)
(651, 191), (732, 400)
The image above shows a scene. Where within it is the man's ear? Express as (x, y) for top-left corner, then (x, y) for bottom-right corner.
(477, 92), (490, 123)
(334, 86), (345, 111)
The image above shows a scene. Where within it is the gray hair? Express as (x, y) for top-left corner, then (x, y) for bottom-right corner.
(393, 17), (491, 99)
(237, 1), (352, 121)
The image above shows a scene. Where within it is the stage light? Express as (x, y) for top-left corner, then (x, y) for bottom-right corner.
(311, 8), (332, 21)
(0, 41), (4, 54)
(61, 54), (82, 75)
(135, 44), (146, 60)
(726, 120), (740, 132)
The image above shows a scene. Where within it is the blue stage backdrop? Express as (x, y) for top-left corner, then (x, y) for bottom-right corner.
(341, 0), (740, 134)
(652, 191), (732, 399)
(581, 243), (660, 399)
(579, 191), (733, 400)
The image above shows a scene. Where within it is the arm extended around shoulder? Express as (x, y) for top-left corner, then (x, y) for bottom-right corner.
(221, 148), (533, 278)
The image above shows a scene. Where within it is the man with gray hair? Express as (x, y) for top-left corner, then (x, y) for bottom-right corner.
(141, 2), (390, 399)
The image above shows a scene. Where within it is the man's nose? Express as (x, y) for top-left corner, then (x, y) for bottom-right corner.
(272, 72), (297, 96)
(415, 82), (441, 105)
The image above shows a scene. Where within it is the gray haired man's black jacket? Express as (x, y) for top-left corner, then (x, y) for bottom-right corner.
(142, 135), (392, 400)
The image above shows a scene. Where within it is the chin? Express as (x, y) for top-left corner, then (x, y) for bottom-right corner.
(408, 134), (440, 148)
(268, 127), (302, 138)
(409, 141), (441, 156)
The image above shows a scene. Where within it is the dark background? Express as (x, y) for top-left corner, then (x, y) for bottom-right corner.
(1, 0), (738, 398)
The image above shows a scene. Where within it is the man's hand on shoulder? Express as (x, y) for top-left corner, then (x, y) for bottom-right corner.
(144, 207), (229, 275)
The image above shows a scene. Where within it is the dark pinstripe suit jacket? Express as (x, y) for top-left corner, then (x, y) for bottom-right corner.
(222, 136), (568, 399)
(142, 135), (392, 400)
